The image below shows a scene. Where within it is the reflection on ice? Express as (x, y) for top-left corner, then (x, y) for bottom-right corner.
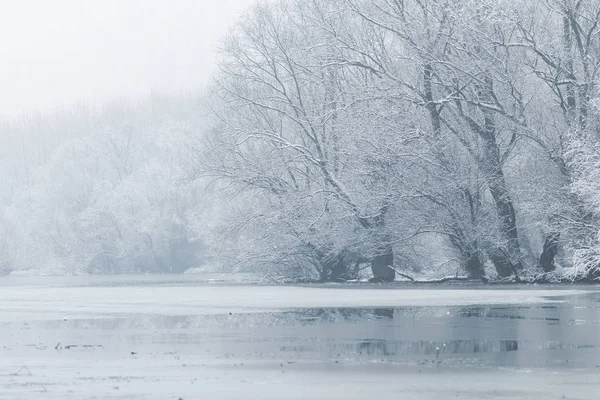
(1, 282), (599, 400)
(3, 292), (599, 369)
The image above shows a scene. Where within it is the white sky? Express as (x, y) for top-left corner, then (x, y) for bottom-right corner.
(0, 0), (255, 117)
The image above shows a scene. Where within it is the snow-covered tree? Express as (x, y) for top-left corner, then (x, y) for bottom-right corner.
(0, 95), (208, 275)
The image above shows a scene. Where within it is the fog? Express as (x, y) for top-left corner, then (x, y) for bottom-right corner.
(0, 0), (254, 117)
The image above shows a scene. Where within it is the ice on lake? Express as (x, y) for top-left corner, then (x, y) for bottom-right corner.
(1, 274), (599, 399)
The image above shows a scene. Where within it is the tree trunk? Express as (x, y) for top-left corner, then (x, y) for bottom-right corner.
(451, 235), (485, 279)
(464, 250), (484, 280)
(487, 247), (514, 278)
(329, 254), (348, 281)
(538, 232), (560, 273)
(371, 242), (395, 282)
(316, 249), (350, 282)
(361, 213), (395, 282)
(488, 178), (524, 271)
(477, 76), (523, 273)
(457, 75), (524, 277)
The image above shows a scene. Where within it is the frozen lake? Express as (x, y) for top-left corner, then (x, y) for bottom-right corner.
(1, 274), (599, 399)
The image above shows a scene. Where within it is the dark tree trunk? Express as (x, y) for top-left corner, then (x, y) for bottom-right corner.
(317, 250), (351, 282)
(538, 232), (560, 273)
(361, 213), (395, 282)
(562, 16), (578, 127)
(371, 243), (395, 282)
(464, 251), (484, 280)
(329, 255), (348, 281)
(488, 179), (524, 271)
(474, 76), (523, 274)
(423, 62), (442, 137)
(488, 247), (514, 278)
(451, 236), (485, 280)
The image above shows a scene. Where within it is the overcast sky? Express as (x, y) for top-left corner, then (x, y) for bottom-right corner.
(0, 0), (255, 118)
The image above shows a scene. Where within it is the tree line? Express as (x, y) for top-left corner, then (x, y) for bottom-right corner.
(201, 0), (600, 282)
(0, 95), (210, 275)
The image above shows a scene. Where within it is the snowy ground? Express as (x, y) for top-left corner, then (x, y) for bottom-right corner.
(0, 276), (598, 399)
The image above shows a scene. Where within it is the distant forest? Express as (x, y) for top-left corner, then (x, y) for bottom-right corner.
(2, 0), (600, 283)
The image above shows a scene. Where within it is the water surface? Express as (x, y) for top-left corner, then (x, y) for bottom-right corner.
(1, 275), (598, 399)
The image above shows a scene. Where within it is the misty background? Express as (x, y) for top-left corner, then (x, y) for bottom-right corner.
(0, 0), (253, 116)
(0, 0), (252, 275)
